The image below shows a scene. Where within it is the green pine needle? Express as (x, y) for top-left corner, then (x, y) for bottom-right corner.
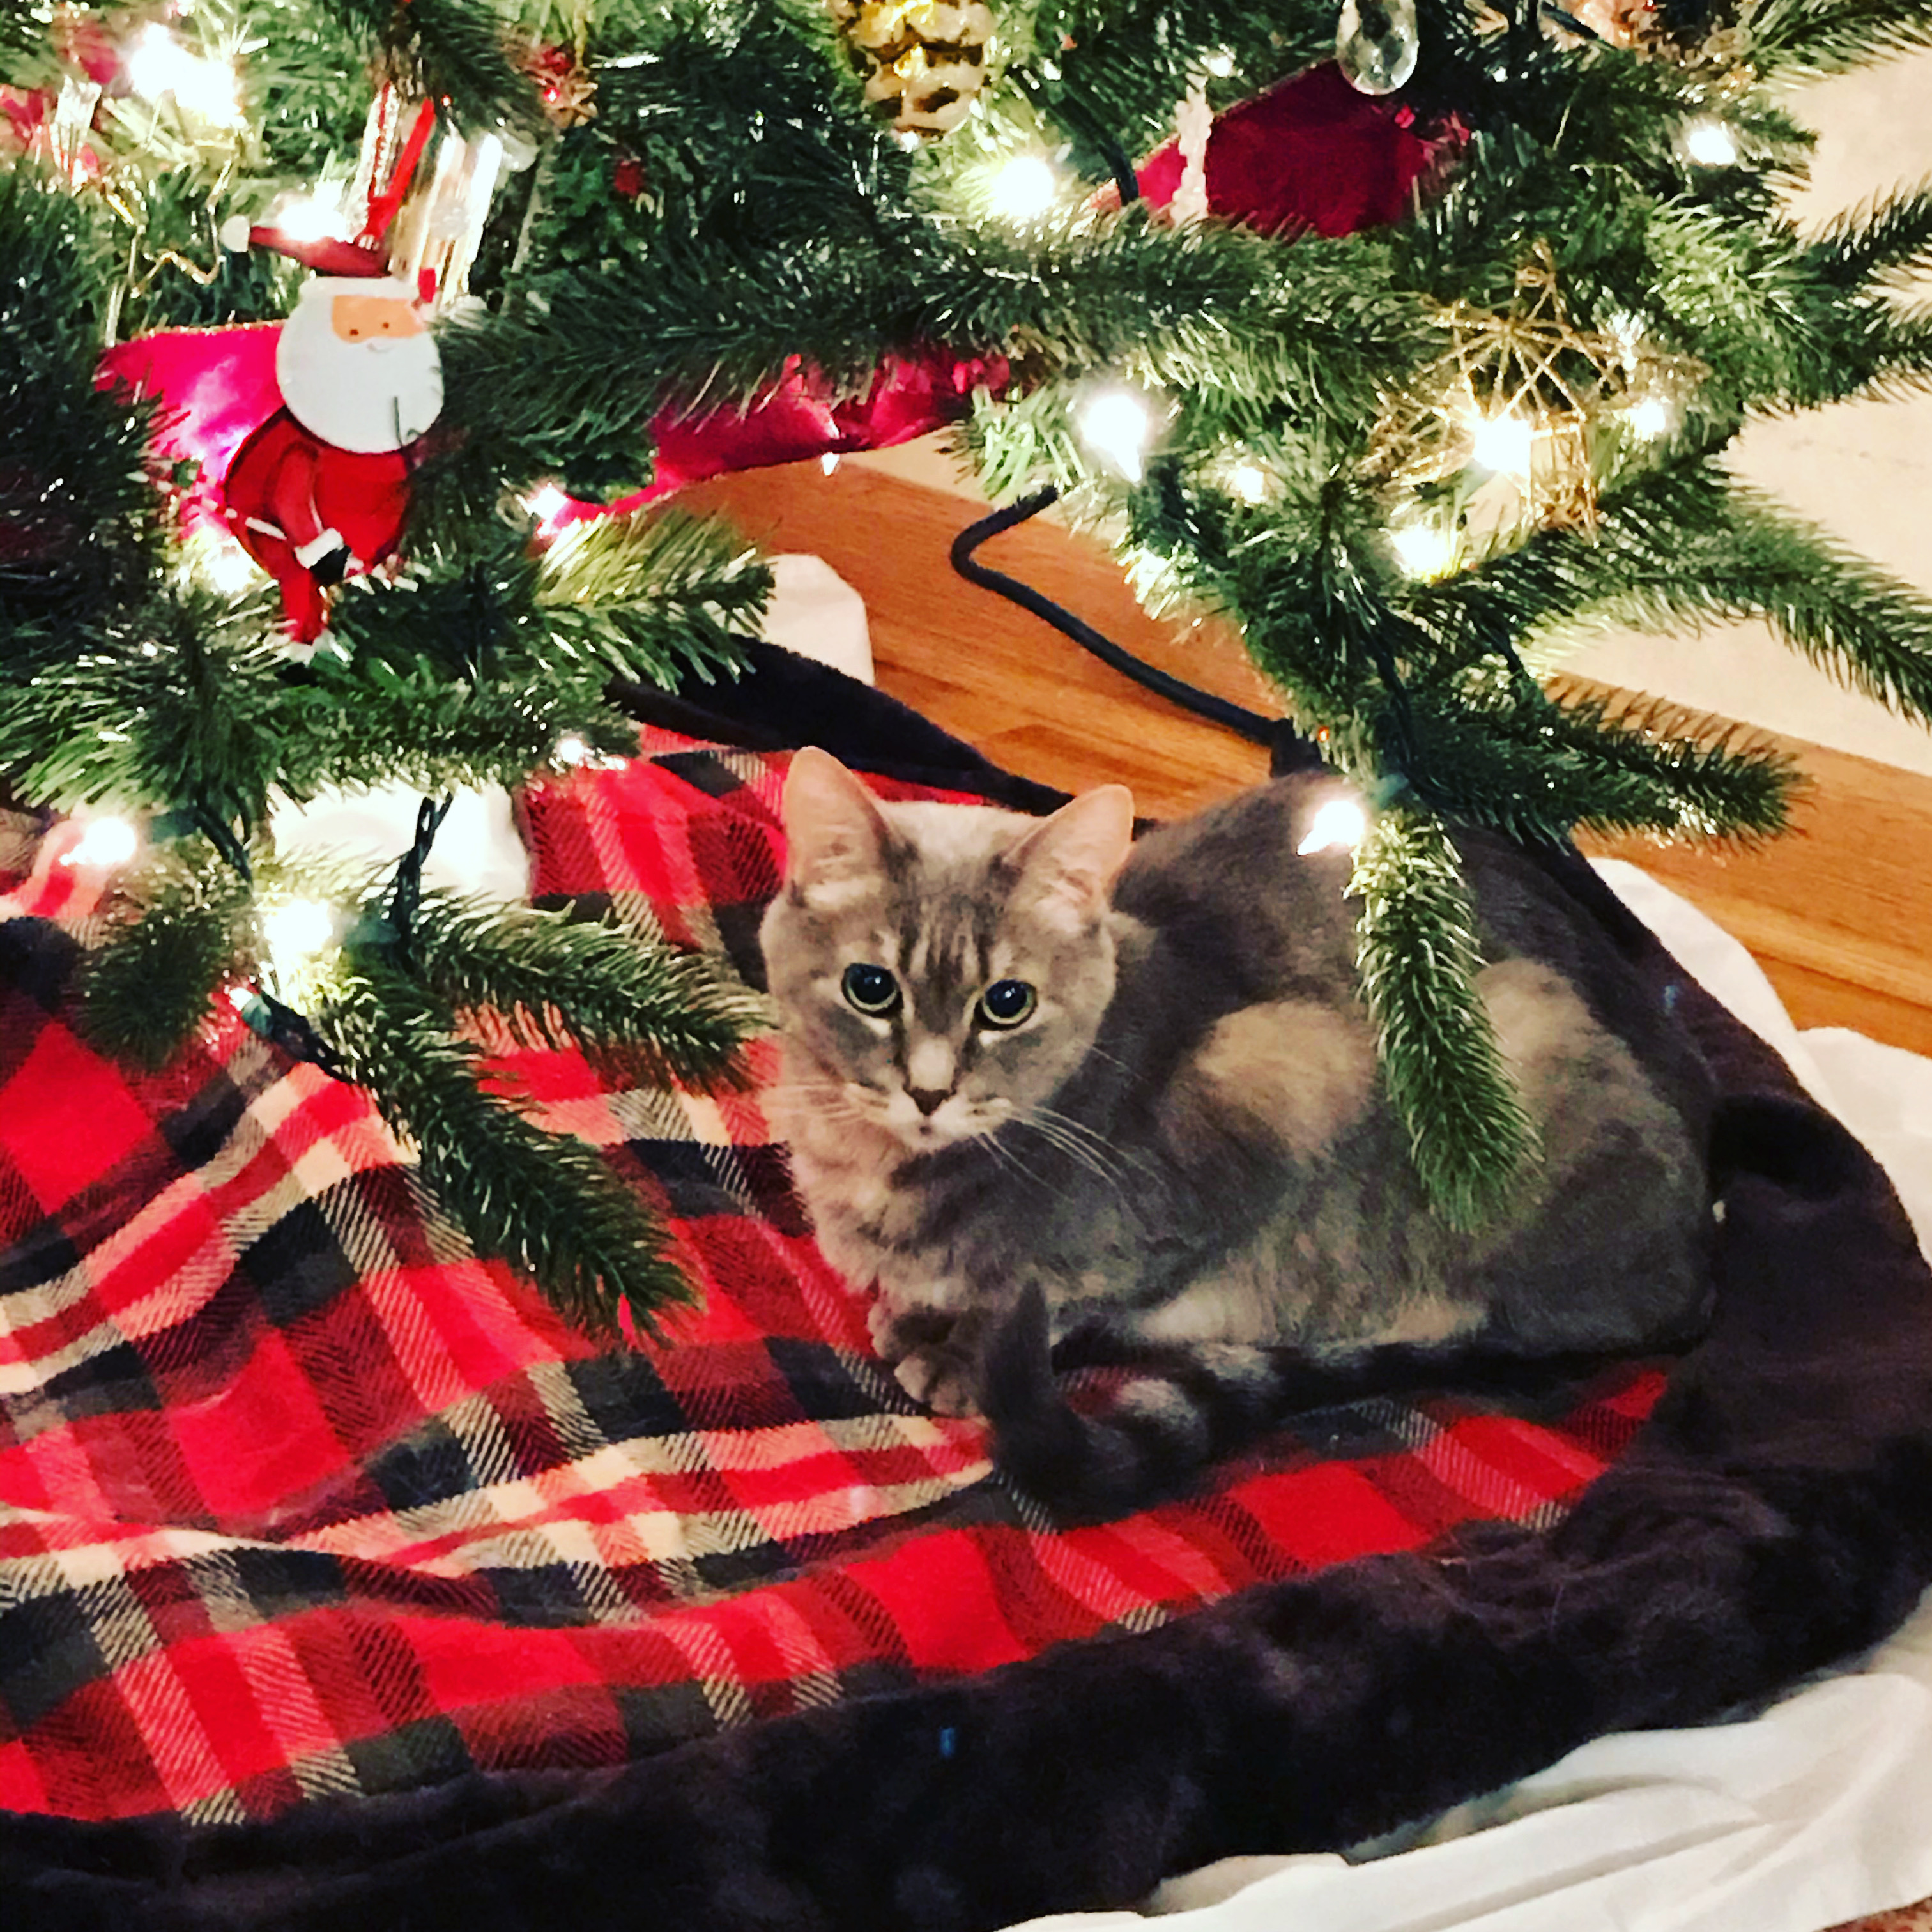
(1349, 805), (1541, 1230)
(319, 962), (701, 1340)
(405, 889), (767, 1090)
(312, 0), (546, 137)
(1749, 0), (1932, 76)
(1807, 185), (1932, 292)
(77, 854), (255, 1073)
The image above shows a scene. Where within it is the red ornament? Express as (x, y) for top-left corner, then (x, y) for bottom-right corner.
(101, 276), (443, 646)
(220, 277), (441, 642)
(1134, 63), (1459, 240)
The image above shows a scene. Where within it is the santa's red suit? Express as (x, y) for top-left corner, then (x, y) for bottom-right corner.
(222, 418), (413, 641)
(217, 274), (443, 643)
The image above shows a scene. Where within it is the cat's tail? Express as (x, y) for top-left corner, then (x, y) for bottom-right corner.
(979, 1285), (1568, 1521)
(975, 1285), (1342, 1520)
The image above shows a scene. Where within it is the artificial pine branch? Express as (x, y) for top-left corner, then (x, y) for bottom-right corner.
(1397, 681), (1799, 847)
(313, 0), (546, 137)
(78, 848), (256, 1071)
(0, 170), (162, 630)
(1806, 184), (1932, 291)
(1349, 803), (1540, 1230)
(318, 958), (702, 1339)
(445, 208), (1430, 493)
(1712, 489), (1932, 723)
(0, 1), (52, 76)
(273, 671), (599, 800)
(1023, 0), (1333, 163)
(1537, 686), (1804, 842)
(533, 507), (772, 689)
(0, 586), (293, 819)
(404, 891), (765, 1087)
(1748, 0), (1932, 76)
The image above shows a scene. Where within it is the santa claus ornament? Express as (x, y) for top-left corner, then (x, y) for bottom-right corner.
(219, 274), (443, 643)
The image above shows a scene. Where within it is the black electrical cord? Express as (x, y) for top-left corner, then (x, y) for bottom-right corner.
(947, 489), (1282, 748)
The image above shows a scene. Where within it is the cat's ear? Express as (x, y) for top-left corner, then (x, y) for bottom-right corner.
(1006, 785), (1135, 930)
(780, 746), (891, 904)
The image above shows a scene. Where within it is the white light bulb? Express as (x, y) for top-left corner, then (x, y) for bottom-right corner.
(124, 24), (241, 124)
(1682, 118), (1738, 167)
(555, 733), (590, 767)
(1078, 389), (1156, 484)
(203, 539), (261, 595)
(1227, 461), (1268, 504)
(1469, 411), (1535, 477)
(263, 898), (334, 973)
(1298, 797), (1368, 857)
(524, 484), (570, 531)
(988, 153), (1058, 220)
(1390, 520), (1460, 579)
(820, 452), (842, 476)
(273, 194), (340, 244)
(63, 816), (139, 870)
(1627, 395), (1673, 440)
(1203, 49), (1236, 77)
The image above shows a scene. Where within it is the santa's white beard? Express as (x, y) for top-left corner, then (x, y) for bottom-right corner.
(277, 322), (444, 454)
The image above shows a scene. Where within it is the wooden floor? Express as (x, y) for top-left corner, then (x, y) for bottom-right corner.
(689, 460), (1932, 1059)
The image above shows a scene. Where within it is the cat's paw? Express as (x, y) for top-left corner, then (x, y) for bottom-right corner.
(868, 1297), (956, 1360)
(891, 1344), (983, 1418)
(868, 1300), (986, 1416)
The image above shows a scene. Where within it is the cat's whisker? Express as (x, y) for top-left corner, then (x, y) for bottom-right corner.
(972, 1130), (1035, 1187)
(1027, 1104), (1133, 1176)
(1012, 1110), (1130, 1193)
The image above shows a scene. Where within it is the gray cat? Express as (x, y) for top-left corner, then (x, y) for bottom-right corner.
(760, 746), (1714, 1516)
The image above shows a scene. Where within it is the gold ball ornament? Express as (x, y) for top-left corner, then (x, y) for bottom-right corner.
(829, 0), (997, 137)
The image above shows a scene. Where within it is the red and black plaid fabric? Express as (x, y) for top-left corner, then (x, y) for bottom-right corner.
(0, 734), (1665, 1826)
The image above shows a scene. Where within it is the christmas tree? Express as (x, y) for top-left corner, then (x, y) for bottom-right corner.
(5, 0), (1932, 1329)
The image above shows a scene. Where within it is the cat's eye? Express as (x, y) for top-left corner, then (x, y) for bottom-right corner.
(841, 962), (901, 1016)
(976, 979), (1038, 1029)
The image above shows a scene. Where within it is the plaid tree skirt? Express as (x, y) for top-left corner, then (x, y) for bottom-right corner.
(0, 732), (1667, 1827)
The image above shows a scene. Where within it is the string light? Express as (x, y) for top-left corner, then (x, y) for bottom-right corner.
(123, 23), (243, 125)
(820, 452), (842, 475)
(1627, 395), (1674, 440)
(1227, 461), (1269, 504)
(1389, 519), (1461, 579)
(201, 537), (261, 595)
(1468, 411), (1535, 477)
(272, 192), (344, 244)
(63, 816), (138, 870)
(988, 153), (1058, 220)
(1681, 118), (1739, 166)
(1078, 388), (1158, 484)
(524, 484), (570, 532)
(262, 898), (334, 977)
(1202, 49), (1236, 76)
(554, 734), (590, 767)
(1298, 797), (1368, 856)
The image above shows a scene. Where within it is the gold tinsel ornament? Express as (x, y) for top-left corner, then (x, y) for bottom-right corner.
(1368, 244), (1705, 546)
(829, 0), (996, 136)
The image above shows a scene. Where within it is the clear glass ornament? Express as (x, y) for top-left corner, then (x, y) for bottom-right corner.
(1336, 0), (1420, 95)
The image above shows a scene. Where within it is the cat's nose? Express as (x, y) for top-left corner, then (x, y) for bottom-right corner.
(907, 1086), (950, 1117)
